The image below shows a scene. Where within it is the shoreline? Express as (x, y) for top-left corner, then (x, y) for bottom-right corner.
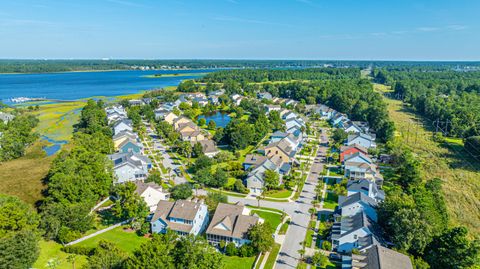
(0, 68), (223, 75)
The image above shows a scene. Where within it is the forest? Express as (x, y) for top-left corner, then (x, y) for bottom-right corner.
(0, 112), (39, 161)
(374, 68), (480, 139)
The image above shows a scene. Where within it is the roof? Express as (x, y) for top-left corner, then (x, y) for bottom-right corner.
(196, 139), (218, 154)
(340, 144), (368, 154)
(206, 203), (259, 239)
(348, 133), (374, 143)
(151, 200), (204, 233)
(244, 154), (268, 167)
(271, 131), (289, 138)
(340, 192), (378, 209)
(134, 181), (163, 195)
(265, 138), (295, 157)
(365, 245), (413, 269)
(343, 152), (373, 164)
(112, 129), (137, 140)
(113, 118), (133, 128)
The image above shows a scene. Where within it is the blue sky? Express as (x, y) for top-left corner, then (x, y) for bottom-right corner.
(0, 0), (478, 60)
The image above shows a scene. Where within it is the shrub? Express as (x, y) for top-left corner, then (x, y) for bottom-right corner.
(238, 244), (256, 257)
(225, 242), (237, 256)
(61, 245), (95, 256)
(57, 227), (81, 244)
(321, 241), (332, 251)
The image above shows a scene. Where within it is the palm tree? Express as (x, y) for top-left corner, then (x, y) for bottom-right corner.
(193, 183), (200, 196)
(298, 249), (306, 261)
(256, 195), (261, 208)
(309, 207), (317, 220)
(166, 167), (172, 182)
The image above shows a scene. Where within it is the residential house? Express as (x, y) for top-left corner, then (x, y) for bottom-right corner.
(347, 179), (385, 202)
(109, 152), (152, 183)
(284, 99), (298, 108)
(113, 130), (138, 150)
(344, 121), (363, 134)
(150, 200), (209, 236)
(344, 161), (378, 182)
(244, 158), (279, 193)
(231, 94), (244, 106)
(331, 211), (383, 253)
(193, 96), (209, 106)
(206, 203), (260, 247)
(128, 99), (144, 106)
(340, 144), (368, 162)
(193, 139), (219, 157)
(134, 181), (170, 212)
(347, 133), (376, 149)
(337, 192), (378, 222)
(164, 112), (179, 125)
(257, 92), (273, 100)
(180, 129), (206, 143)
(0, 112), (14, 123)
(154, 108), (169, 120)
(270, 131), (289, 143)
(173, 116), (193, 130)
(265, 137), (297, 164)
(343, 152), (373, 166)
(118, 138), (143, 154)
(265, 105), (281, 114)
(285, 118), (305, 131)
(347, 245), (413, 269)
(113, 119), (133, 135)
(243, 154), (268, 170)
(331, 113), (348, 127)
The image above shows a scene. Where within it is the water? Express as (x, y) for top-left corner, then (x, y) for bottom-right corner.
(198, 111), (232, 128)
(41, 136), (68, 156)
(0, 69), (212, 104)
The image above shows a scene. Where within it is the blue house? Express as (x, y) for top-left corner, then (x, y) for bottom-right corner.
(118, 139), (143, 154)
(151, 200), (209, 236)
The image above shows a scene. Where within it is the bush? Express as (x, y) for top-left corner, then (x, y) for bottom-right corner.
(234, 179), (249, 194)
(238, 244), (256, 257)
(137, 222), (151, 236)
(61, 245), (95, 256)
(225, 242), (237, 256)
(321, 241), (332, 251)
(57, 227), (81, 244)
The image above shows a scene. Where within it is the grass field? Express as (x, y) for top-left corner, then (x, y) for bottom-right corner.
(251, 210), (283, 232)
(305, 220), (316, 248)
(278, 220), (289, 235)
(323, 192), (338, 210)
(223, 255), (256, 269)
(34, 240), (88, 269)
(263, 243), (281, 269)
(374, 83), (480, 236)
(75, 226), (149, 253)
(0, 140), (54, 204)
(265, 189), (293, 199)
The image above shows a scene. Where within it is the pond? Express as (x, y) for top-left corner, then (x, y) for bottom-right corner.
(197, 111), (231, 128)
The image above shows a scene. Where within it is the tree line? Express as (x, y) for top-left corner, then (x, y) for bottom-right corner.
(40, 99), (114, 243)
(0, 112), (38, 161)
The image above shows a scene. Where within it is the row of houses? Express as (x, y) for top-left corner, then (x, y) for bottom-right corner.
(163, 112), (220, 157)
(150, 200), (262, 247)
(315, 108), (413, 269)
(242, 107), (306, 193)
(106, 106), (152, 183)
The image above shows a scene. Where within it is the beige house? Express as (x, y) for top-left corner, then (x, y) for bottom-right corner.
(180, 129), (206, 142)
(164, 112), (179, 125)
(265, 138), (295, 164)
(173, 117), (193, 130)
(112, 130), (138, 150)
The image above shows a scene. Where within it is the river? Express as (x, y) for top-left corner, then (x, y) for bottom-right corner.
(0, 69), (212, 104)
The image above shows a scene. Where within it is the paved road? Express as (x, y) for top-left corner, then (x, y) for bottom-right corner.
(228, 128), (329, 269)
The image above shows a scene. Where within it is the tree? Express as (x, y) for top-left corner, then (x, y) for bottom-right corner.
(225, 242), (237, 256)
(192, 142), (204, 158)
(425, 226), (480, 269)
(86, 241), (127, 269)
(263, 170), (279, 190)
(331, 128), (347, 144)
(210, 168), (228, 188)
(208, 120), (216, 130)
(111, 182), (149, 221)
(174, 141), (192, 158)
(198, 118), (207, 127)
(308, 207), (317, 220)
(125, 233), (176, 269)
(193, 155), (213, 172)
(170, 183), (193, 200)
(173, 235), (224, 269)
(388, 208), (431, 255)
(248, 223), (274, 253)
(223, 120), (255, 150)
(268, 110), (284, 131)
(0, 195), (40, 269)
(311, 251), (328, 267)
(205, 193), (228, 213)
(464, 136), (480, 159)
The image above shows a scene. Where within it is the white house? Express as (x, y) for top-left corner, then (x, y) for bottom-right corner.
(151, 200), (209, 236)
(134, 182), (170, 212)
(346, 133), (376, 149)
(347, 179), (385, 202)
(338, 192), (378, 222)
(113, 119), (133, 135)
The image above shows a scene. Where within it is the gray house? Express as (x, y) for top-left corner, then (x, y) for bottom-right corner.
(345, 245), (413, 269)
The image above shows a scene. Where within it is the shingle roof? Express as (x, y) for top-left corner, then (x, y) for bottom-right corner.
(206, 203), (259, 239)
(365, 245), (413, 269)
(340, 192), (378, 208)
(134, 181), (163, 195)
(244, 154), (268, 167)
(151, 200), (204, 233)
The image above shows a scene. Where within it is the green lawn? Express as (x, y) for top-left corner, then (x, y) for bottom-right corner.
(278, 220), (289, 235)
(75, 226), (149, 253)
(263, 243), (281, 269)
(223, 255), (256, 269)
(34, 240), (88, 269)
(207, 188), (247, 197)
(297, 261), (307, 269)
(323, 192), (338, 210)
(251, 210), (283, 232)
(305, 220), (316, 248)
(265, 189), (293, 199)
